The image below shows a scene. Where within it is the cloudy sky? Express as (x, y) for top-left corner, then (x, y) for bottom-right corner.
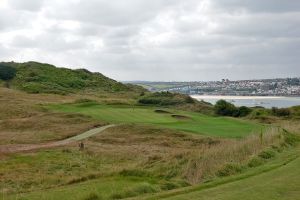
(0, 0), (299, 81)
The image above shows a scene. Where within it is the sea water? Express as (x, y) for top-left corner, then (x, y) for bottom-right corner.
(191, 95), (300, 108)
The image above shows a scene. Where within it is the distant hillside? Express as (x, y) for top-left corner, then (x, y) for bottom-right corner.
(0, 61), (145, 94)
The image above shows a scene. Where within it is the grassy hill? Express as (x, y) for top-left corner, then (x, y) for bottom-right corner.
(0, 61), (145, 94)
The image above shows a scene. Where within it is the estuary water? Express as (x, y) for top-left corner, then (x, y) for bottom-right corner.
(191, 95), (300, 108)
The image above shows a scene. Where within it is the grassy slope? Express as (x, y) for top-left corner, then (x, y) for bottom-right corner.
(139, 145), (300, 200)
(1, 61), (144, 94)
(48, 103), (262, 138)
(5, 140), (299, 200)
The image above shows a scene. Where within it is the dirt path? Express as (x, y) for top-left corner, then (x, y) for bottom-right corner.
(0, 124), (116, 154)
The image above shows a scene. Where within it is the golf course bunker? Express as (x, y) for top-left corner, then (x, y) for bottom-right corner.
(171, 114), (191, 120)
(155, 109), (172, 114)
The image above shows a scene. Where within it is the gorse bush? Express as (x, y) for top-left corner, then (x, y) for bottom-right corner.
(0, 64), (16, 81)
(214, 100), (252, 117)
(271, 107), (291, 117)
(138, 92), (196, 106)
(214, 100), (236, 116)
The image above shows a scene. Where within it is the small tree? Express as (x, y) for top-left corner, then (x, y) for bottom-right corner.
(0, 64), (16, 88)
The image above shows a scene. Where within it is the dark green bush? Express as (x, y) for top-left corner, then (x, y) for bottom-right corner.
(0, 64), (16, 81)
(271, 107), (291, 117)
(215, 100), (252, 117)
(236, 106), (252, 117)
(214, 100), (237, 116)
(138, 92), (194, 106)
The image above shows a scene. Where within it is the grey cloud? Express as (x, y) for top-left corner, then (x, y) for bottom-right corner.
(11, 33), (87, 52)
(45, 0), (180, 26)
(212, 0), (300, 13)
(1, 0), (300, 81)
(8, 0), (45, 11)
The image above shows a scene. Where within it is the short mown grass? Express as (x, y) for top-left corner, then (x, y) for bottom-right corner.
(48, 102), (263, 138)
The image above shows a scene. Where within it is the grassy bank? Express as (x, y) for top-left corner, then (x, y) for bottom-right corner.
(141, 144), (300, 200)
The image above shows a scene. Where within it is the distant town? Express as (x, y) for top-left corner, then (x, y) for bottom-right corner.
(131, 77), (300, 96)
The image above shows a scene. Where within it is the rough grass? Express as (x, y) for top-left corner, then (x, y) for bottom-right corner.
(48, 102), (263, 138)
(0, 124), (290, 196)
(0, 88), (137, 144)
(152, 146), (300, 200)
(2, 125), (297, 200)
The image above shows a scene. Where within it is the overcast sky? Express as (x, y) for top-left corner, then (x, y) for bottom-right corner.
(0, 0), (299, 81)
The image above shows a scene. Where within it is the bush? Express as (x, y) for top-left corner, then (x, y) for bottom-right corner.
(217, 163), (243, 177)
(215, 100), (252, 117)
(248, 157), (264, 168)
(236, 106), (252, 117)
(258, 149), (276, 159)
(271, 107), (291, 117)
(0, 64), (16, 81)
(138, 92), (194, 106)
(214, 100), (237, 116)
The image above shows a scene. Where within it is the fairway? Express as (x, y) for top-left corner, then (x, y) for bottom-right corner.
(48, 103), (262, 138)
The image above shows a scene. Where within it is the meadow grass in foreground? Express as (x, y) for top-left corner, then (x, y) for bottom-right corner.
(3, 127), (298, 200)
(48, 102), (263, 138)
(151, 146), (300, 200)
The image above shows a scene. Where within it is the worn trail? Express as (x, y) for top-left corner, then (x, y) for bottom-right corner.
(0, 124), (116, 154)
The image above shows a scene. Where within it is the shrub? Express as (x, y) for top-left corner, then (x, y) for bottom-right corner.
(236, 106), (252, 117)
(271, 107), (291, 117)
(248, 157), (264, 168)
(138, 92), (194, 106)
(258, 149), (276, 159)
(215, 100), (252, 117)
(0, 64), (16, 81)
(217, 163), (243, 177)
(214, 100), (237, 116)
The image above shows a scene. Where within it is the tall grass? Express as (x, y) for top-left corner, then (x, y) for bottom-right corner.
(184, 127), (290, 184)
(138, 127), (290, 185)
